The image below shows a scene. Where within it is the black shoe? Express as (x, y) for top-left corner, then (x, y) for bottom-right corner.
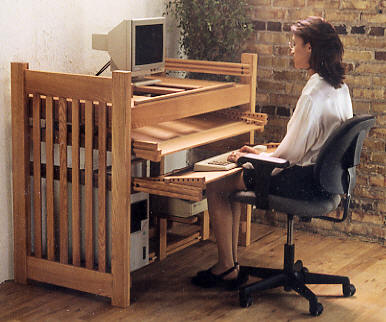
(191, 265), (248, 290)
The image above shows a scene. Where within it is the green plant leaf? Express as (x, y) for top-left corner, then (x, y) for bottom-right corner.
(164, 0), (254, 68)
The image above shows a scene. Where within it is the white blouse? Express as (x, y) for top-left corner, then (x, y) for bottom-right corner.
(268, 73), (353, 171)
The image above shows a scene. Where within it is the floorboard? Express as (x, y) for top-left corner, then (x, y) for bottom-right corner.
(1, 224), (385, 322)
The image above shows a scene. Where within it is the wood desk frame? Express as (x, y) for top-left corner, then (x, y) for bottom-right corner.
(11, 54), (261, 307)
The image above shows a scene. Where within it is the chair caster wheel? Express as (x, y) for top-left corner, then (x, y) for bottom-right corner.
(240, 294), (253, 308)
(294, 260), (303, 271)
(343, 284), (356, 297)
(309, 302), (323, 316)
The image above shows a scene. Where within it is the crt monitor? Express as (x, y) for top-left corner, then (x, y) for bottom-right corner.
(92, 17), (165, 77)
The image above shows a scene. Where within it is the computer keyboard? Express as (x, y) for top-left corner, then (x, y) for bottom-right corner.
(194, 145), (268, 171)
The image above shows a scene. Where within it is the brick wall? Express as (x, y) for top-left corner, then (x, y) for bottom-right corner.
(247, 0), (385, 244)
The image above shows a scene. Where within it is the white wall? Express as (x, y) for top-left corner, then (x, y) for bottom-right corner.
(0, 0), (177, 283)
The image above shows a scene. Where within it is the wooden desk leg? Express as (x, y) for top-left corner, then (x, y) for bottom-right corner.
(11, 62), (30, 284)
(111, 70), (131, 307)
(239, 53), (257, 248)
(150, 159), (169, 261)
(239, 204), (251, 247)
(158, 217), (167, 260)
(200, 211), (210, 240)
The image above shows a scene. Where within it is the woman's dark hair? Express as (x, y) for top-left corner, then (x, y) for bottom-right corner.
(291, 16), (345, 88)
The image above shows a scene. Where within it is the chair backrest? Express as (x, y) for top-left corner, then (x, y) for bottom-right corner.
(314, 114), (375, 194)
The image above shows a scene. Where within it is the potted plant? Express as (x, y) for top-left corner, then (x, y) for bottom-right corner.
(165, 0), (254, 63)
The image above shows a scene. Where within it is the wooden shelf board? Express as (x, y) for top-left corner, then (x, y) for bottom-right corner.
(133, 82), (233, 106)
(130, 83), (250, 129)
(132, 114), (263, 161)
(155, 75), (228, 88)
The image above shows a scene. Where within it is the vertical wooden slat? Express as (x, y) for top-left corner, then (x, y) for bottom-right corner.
(32, 95), (42, 258)
(45, 96), (55, 261)
(85, 100), (94, 269)
(71, 99), (81, 266)
(98, 102), (107, 272)
(59, 97), (68, 264)
(111, 70), (132, 307)
(11, 62), (30, 283)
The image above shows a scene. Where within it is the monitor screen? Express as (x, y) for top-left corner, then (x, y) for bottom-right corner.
(135, 24), (164, 66)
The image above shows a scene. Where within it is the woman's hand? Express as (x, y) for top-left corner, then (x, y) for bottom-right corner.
(239, 145), (261, 154)
(227, 151), (247, 163)
(227, 145), (262, 163)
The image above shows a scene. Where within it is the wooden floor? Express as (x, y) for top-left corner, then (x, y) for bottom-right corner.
(1, 224), (385, 322)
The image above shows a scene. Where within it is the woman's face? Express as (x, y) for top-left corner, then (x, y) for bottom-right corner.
(289, 34), (312, 70)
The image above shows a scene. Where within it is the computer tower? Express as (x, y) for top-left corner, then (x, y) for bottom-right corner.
(130, 192), (149, 271)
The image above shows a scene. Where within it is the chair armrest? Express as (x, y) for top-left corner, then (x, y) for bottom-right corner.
(237, 153), (290, 169)
(235, 153), (290, 210)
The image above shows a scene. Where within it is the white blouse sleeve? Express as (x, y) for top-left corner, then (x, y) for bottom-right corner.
(270, 94), (318, 166)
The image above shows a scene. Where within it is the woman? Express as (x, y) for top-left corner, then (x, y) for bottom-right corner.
(191, 16), (353, 290)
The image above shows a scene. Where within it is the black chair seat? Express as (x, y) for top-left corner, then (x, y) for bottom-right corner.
(233, 191), (341, 218)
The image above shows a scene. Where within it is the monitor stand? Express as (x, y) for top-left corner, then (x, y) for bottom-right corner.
(132, 77), (162, 87)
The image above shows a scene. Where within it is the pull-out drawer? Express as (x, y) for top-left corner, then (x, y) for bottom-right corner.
(133, 167), (242, 201)
(132, 111), (268, 162)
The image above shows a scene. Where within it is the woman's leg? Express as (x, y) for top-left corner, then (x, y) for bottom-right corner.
(205, 172), (246, 278)
(231, 200), (241, 265)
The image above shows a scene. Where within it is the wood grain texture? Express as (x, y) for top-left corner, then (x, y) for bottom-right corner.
(165, 58), (251, 76)
(32, 95), (42, 258)
(98, 102), (107, 272)
(131, 84), (250, 129)
(133, 122), (262, 161)
(240, 53), (258, 248)
(71, 99), (81, 266)
(45, 96), (55, 261)
(25, 69), (112, 102)
(133, 83), (233, 106)
(11, 55), (260, 308)
(26, 257), (112, 297)
(85, 100), (94, 269)
(240, 53), (258, 113)
(2, 224), (385, 322)
(158, 218), (167, 261)
(59, 97), (68, 264)
(111, 70), (132, 307)
(11, 62), (30, 283)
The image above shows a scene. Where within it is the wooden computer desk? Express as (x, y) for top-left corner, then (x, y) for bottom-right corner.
(11, 53), (267, 307)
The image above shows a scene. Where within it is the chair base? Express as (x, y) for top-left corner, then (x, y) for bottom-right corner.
(239, 244), (355, 316)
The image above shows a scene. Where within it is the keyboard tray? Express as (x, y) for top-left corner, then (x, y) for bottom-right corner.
(133, 167), (242, 201)
(132, 143), (278, 201)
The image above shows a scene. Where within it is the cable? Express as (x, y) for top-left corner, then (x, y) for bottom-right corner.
(95, 60), (111, 76)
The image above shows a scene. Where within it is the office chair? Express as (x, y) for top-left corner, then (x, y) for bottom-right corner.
(232, 114), (375, 316)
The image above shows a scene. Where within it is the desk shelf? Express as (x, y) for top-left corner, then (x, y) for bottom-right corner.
(132, 111), (267, 162)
